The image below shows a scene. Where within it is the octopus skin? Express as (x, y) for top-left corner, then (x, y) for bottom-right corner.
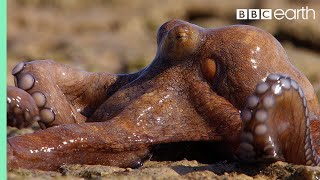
(7, 19), (320, 171)
(7, 86), (39, 129)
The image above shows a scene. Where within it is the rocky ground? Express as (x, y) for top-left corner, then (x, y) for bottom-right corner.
(7, 160), (320, 180)
(7, 0), (320, 179)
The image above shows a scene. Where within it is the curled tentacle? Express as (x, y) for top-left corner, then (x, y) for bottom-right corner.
(7, 86), (40, 129)
(11, 60), (143, 128)
(12, 61), (84, 128)
(236, 73), (319, 166)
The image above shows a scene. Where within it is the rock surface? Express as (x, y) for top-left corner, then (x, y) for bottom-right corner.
(8, 160), (320, 180)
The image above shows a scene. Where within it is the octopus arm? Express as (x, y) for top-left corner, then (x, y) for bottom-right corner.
(7, 86), (39, 128)
(7, 120), (153, 171)
(188, 80), (242, 151)
(237, 74), (320, 166)
(11, 60), (141, 127)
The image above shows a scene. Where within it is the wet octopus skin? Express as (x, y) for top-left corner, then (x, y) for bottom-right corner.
(7, 86), (39, 129)
(7, 19), (320, 171)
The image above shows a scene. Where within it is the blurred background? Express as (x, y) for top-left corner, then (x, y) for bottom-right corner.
(7, 0), (320, 100)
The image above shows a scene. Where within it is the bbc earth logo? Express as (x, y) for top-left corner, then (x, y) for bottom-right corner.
(236, 6), (316, 20)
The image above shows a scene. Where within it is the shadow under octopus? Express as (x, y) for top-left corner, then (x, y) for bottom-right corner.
(7, 19), (320, 171)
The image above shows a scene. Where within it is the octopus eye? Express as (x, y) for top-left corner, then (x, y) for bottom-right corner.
(158, 23), (200, 61)
(168, 25), (190, 43)
(176, 32), (188, 41)
(201, 58), (217, 82)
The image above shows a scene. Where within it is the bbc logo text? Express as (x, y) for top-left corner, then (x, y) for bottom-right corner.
(236, 7), (315, 20)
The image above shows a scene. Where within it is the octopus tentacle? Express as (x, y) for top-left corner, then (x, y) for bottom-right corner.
(7, 86), (40, 129)
(7, 77), (243, 170)
(7, 103), (227, 171)
(236, 73), (319, 166)
(7, 121), (151, 170)
(13, 60), (85, 127)
(11, 60), (142, 128)
(189, 79), (242, 151)
(309, 113), (320, 165)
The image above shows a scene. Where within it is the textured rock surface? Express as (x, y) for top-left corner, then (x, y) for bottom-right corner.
(8, 160), (320, 180)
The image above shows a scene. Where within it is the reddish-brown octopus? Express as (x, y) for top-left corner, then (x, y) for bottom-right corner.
(7, 19), (320, 171)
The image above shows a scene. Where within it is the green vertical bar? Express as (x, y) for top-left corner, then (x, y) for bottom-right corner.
(0, 0), (7, 178)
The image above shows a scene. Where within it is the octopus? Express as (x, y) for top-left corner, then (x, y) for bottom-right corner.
(7, 19), (320, 171)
